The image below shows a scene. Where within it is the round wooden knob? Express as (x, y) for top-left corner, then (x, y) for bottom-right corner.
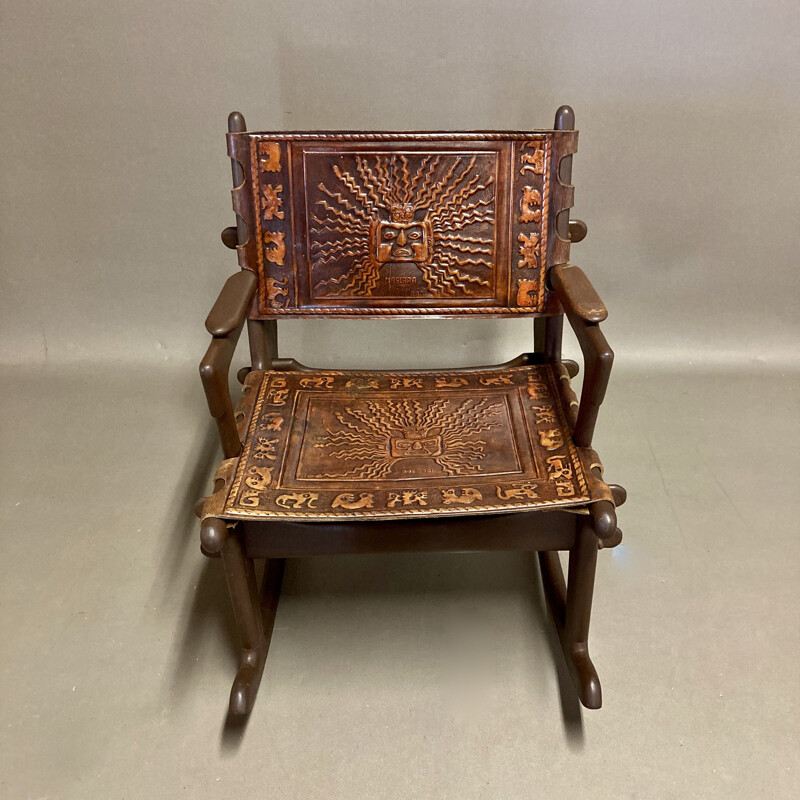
(569, 219), (588, 243)
(221, 226), (239, 249)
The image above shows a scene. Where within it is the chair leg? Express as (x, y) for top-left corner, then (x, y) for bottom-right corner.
(539, 517), (602, 709)
(202, 519), (284, 715)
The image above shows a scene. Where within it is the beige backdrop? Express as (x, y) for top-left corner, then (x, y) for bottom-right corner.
(1, 0), (798, 370)
(2, 4), (800, 797)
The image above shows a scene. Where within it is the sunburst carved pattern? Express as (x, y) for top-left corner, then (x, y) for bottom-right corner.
(310, 397), (504, 479)
(309, 153), (496, 298)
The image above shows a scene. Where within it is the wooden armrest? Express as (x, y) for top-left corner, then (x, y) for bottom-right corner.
(204, 270), (257, 337)
(550, 264), (607, 323)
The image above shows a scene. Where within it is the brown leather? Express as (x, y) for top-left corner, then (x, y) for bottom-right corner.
(549, 264), (607, 323)
(204, 270), (257, 336)
(195, 363), (623, 523)
(226, 130), (578, 318)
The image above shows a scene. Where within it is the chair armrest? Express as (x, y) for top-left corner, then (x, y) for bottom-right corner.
(550, 264), (613, 448)
(550, 264), (607, 323)
(200, 271), (256, 457)
(205, 270), (257, 337)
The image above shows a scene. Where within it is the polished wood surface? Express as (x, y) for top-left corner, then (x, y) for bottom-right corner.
(204, 270), (257, 336)
(550, 264), (608, 323)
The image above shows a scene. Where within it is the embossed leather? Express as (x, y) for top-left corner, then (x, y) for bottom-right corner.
(197, 364), (617, 522)
(226, 131), (578, 317)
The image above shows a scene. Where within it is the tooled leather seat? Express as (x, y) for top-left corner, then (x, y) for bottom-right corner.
(199, 361), (611, 524)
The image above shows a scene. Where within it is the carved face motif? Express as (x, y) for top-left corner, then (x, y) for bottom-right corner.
(390, 434), (443, 458)
(538, 429), (563, 451)
(375, 221), (430, 263)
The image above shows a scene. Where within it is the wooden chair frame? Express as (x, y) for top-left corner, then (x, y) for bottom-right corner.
(197, 106), (625, 716)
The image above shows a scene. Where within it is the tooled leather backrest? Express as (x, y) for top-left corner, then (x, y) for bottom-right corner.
(227, 126), (577, 318)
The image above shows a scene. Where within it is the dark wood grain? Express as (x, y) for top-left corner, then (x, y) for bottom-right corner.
(550, 264), (608, 323)
(204, 270), (257, 336)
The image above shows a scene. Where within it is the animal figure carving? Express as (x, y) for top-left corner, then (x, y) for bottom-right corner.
(496, 483), (539, 500)
(516, 279), (539, 307)
(345, 377), (380, 390)
(479, 375), (513, 386)
(518, 232), (540, 269)
(331, 492), (374, 510)
(244, 466), (272, 491)
(435, 377), (468, 388)
(519, 186), (542, 223)
(538, 429), (563, 451)
(387, 490), (428, 507)
(267, 389), (289, 405)
(441, 487), (483, 505)
(261, 183), (284, 220)
(258, 141), (281, 172)
(300, 376), (335, 389)
(263, 231), (286, 265)
(266, 377), (289, 405)
(531, 405), (556, 425)
(239, 491), (260, 508)
(253, 437), (278, 460)
(546, 455), (573, 481)
(390, 377), (423, 389)
(520, 145), (544, 175)
(261, 413), (284, 431)
(264, 275), (288, 305)
(275, 492), (318, 509)
(526, 380), (548, 399)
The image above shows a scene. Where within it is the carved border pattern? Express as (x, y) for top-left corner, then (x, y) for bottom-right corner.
(250, 138), (294, 314)
(247, 306), (555, 316)
(245, 132), (552, 141)
(222, 365), (591, 520)
(513, 136), (550, 311)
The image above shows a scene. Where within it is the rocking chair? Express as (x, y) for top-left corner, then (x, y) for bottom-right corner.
(196, 105), (626, 716)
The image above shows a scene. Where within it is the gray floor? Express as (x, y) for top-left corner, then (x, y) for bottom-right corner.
(1, 362), (797, 798)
